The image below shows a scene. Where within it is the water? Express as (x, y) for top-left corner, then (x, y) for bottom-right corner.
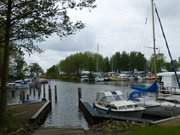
(7, 80), (145, 128)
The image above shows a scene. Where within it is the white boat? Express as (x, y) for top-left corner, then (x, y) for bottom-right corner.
(119, 74), (129, 81)
(95, 76), (104, 82)
(94, 91), (145, 118)
(14, 80), (29, 89)
(80, 75), (89, 82)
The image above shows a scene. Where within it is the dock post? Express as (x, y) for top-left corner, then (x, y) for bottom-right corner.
(33, 88), (36, 97)
(38, 89), (41, 99)
(48, 85), (52, 101)
(11, 90), (15, 98)
(42, 84), (46, 101)
(22, 91), (25, 103)
(54, 85), (57, 103)
(78, 88), (82, 107)
(26, 94), (29, 101)
(29, 87), (32, 95)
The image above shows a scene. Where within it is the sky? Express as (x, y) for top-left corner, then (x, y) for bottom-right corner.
(25, 0), (180, 71)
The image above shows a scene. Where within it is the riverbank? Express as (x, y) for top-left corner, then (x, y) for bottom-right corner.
(0, 102), (45, 135)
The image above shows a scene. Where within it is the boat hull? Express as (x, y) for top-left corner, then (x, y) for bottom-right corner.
(95, 105), (144, 118)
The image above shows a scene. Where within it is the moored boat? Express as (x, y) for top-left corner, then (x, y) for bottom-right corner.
(94, 91), (145, 118)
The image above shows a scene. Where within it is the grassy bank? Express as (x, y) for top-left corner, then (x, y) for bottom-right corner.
(0, 102), (44, 135)
(126, 125), (180, 135)
(89, 120), (180, 135)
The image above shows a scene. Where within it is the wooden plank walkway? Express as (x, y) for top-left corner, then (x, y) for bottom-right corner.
(32, 128), (87, 135)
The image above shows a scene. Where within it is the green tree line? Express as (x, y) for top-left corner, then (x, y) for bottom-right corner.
(46, 51), (147, 77)
(46, 51), (180, 78)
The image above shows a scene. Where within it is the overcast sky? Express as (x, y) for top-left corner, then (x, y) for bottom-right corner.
(25, 0), (180, 71)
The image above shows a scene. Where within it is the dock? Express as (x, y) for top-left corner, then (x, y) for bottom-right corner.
(79, 100), (153, 125)
(32, 128), (87, 135)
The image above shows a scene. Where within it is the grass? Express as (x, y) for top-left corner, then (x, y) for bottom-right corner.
(0, 102), (44, 135)
(127, 125), (180, 135)
(93, 120), (180, 135)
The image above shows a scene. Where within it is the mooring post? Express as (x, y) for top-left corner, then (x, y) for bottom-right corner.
(48, 85), (52, 101)
(22, 91), (25, 103)
(33, 88), (36, 97)
(26, 94), (29, 101)
(38, 89), (41, 99)
(12, 90), (15, 98)
(78, 87), (82, 107)
(54, 85), (57, 103)
(42, 84), (46, 101)
(29, 87), (32, 95)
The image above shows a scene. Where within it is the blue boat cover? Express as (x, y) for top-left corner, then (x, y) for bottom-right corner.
(131, 81), (158, 93)
(128, 90), (142, 100)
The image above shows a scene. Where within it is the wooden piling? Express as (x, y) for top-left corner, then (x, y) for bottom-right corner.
(54, 85), (57, 103)
(22, 91), (25, 103)
(48, 85), (52, 101)
(12, 90), (15, 98)
(33, 88), (36, 97)
(38, 89), (41, 99)
(78, 88), (82, 107)
(42, 84), (46, 100)
(26, 94), (29, 101)
(29, 87), (32, 95)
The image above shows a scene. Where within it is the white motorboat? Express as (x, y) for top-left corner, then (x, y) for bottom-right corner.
(94, 91), (145, 118)
(95, 76), (104, 82)
(14, 80), (29, 89)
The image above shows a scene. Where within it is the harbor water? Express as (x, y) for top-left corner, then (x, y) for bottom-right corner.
(7, 80), (149, 128)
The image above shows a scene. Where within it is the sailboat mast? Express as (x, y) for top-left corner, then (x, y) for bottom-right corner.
(96, 44), (99, 73)
(151, 0), (157, 74)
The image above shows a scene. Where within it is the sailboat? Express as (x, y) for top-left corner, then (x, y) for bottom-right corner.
(95, 44), (105, 82)
(128, 0), (180, 117)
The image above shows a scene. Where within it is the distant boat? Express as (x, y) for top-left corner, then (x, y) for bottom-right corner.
(8, 80), (30, 89)
(80, 75), (89, 82)
(95, 76), (104, 82)
(94, 91), (145, 118)
(119, 73), (129, 81)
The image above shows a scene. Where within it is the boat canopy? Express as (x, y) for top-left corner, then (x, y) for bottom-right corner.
(96, 90), (123, 101)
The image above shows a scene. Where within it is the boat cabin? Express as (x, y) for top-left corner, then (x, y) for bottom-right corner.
(157, 72), (180, 88)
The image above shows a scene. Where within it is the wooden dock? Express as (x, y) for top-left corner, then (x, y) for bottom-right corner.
(79, 100), (153, 125)
(32, 128), (91, 135)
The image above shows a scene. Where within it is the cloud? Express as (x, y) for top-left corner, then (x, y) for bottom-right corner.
(25, 0), (180, 70)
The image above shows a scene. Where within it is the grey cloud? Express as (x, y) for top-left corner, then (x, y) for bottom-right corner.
(38, 27), (96, 52)
(25, 0), (180, 70)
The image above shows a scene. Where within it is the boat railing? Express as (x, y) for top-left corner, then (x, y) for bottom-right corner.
(159, 86), (180, 95)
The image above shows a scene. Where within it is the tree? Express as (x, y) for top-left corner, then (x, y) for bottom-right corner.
(29, 63), (44, 78)
(0, 45), (3, 84)
(46, 65), (59, 78)
(0, 0), (96, 117)
(8, 49), (28, 80)
(149, 53), (166, 73)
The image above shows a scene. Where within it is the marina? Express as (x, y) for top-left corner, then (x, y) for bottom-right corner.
(5, 79), (180, 129)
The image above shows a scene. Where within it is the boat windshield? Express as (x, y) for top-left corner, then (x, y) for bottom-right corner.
(100, 95), (123, 103)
